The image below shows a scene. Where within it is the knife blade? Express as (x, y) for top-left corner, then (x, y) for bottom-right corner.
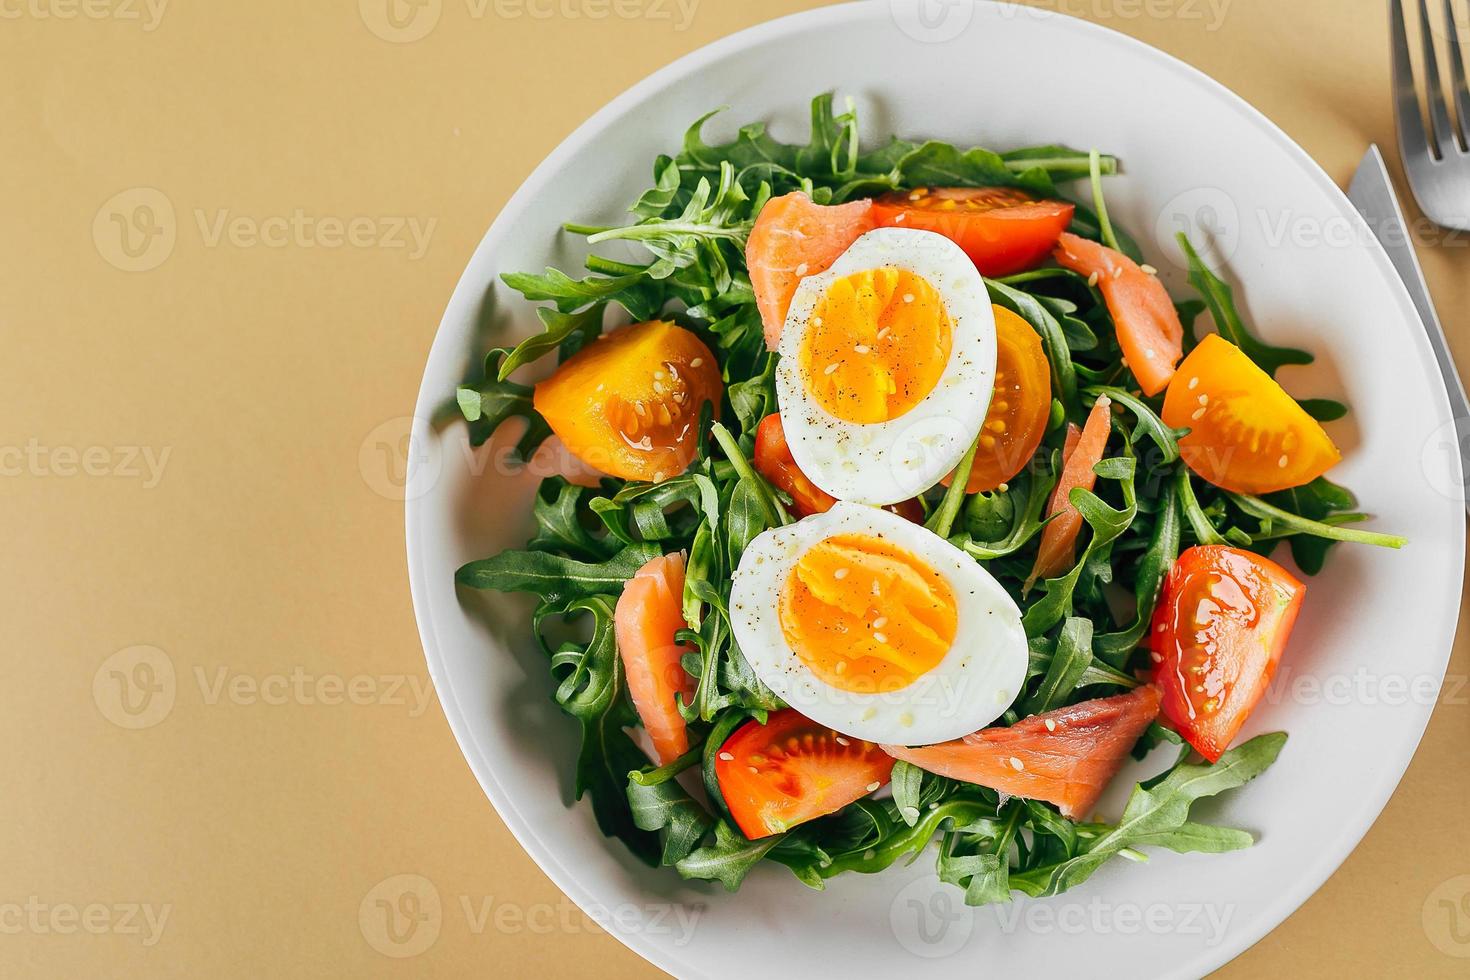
(1348, 144), (1470, 513)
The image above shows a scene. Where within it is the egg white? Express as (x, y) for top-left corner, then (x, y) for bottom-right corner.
(776, 227), (997, 507)
(729, 501), (1028, 745)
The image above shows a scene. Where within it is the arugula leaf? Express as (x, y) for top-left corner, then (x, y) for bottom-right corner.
(627, 777), (716, 867)
(548, 595), (660, 865)
(456, 541), (660, 604)
(496, 304), (605, 381)
(890, 761), (927, 828)
(1230, 492), (1407, 551)
(676, 820), (790, 890)
(1096, 479), (1180, 662)
(1009, 733), (1286, 898)
(1023, 617), (1095, 715)
(1177, 234), (1313, 377)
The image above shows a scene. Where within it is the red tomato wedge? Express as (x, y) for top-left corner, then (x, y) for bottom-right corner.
(1054, 233), (1184, 396)
(747, 192), (876, 350)
(1150, 545), (1304, 762)
(613, 552), (697, 765)
(1163, 334), (1341, 495)
(871, 187), (1075, 277)
(752, 413), (924, 523)
(753, 413), (837, 517)
(714, 709), (894, 839)
(882, 686), (1162, 819)
(1027, 395), (1112, 591)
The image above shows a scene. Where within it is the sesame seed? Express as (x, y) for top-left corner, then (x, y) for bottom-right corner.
(653, 382), (666, 395)
(1198, 393), (1209, 405)
(903, 293), (915, 304)
(595, 384), (605, 393)
(1009, 757), (1025, 771)
(834, 568), (850, 580)
(634, 402), (647, 417)
(997, 482), (1009, 492)
(877, 327), (891, 341)
(1187, 376), (1199, 390)
(834, 662), (847, 674)
(1191, 407), (1206, 421)
(866, 782), (881, 793)
(652, 471), (665, 482)
(873, 632), (888, 644)
(718, 752), (734, 761)
(835, 736), (850, 746)
(1087, 271), (1100, 287)
(749, 766), (759, 774)
(654, 370), (666, 380)
(824, 363), (839, 376)
(1144, 348), (1157, 360)
(1150, 651), (1163, 663)
(689, 357), (703, 368)
(1141, 263), (1158, 275)
(1278, 454), (1289, 468)
(1112, 267), (1123, 280)
(901, 806), (920, 822)
(812, 317), (823, 328)
(1044, 719), (1057, 732)
(872, 617), (888, 629)
(894, 213), (907, 223)
(854, 344), (871, 355)
(795, 263), (809, 276)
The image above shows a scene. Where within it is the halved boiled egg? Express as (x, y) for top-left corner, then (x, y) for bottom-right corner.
(729, 501), (1028, 745)
(775, 227), (997, 506)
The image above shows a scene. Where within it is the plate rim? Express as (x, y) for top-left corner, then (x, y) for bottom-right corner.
(406, 3), (1466, 977)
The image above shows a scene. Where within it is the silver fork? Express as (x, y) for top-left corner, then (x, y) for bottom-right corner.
(1393, 0), (1470, 229)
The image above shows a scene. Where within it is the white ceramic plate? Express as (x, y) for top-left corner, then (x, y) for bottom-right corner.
(407, 3), (1465, 976)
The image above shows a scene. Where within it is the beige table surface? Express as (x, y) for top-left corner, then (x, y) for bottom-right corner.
(4, 0), (1470, 976)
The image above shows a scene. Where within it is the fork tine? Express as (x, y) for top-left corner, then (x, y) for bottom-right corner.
(1394, 0), (1432, 157)
(1420, 0), (1458, 154)
(1446, 0), (1470, 149)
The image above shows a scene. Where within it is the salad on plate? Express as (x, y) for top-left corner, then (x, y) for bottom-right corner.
(454, 95), (1406, 905)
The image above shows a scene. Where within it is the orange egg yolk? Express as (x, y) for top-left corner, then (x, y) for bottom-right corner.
(799, 268), (953, 424)
(778, 533), (958, 694)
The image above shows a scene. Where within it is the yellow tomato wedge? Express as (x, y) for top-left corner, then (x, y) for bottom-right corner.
(1163, 334), (1340, 495)
(533, 319), (722, 483)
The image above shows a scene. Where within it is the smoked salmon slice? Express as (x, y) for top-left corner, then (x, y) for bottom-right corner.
(1053, 233), (1184, 396)
(746, 192), (875, 350)
(1027, 394), (1112, 591)
(882, 685), (1162, 819)
(614, 552), (697, 764)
